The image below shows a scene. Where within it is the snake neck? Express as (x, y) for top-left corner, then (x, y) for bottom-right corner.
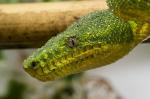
(128, 20), (150, 44)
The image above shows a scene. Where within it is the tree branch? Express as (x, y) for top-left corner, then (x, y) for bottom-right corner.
(0, 1), (149, 49)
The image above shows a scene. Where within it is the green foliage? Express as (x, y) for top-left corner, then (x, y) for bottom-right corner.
(63, 73), (83, 82)
(0, 80), (26, 99)
(52, 74), (82, 99)
(0, 51), (3, 60)
(53, 85), (74, 99)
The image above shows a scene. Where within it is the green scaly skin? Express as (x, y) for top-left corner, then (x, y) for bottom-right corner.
(107, 0), (150, 22)
(107, 0), (150, 43)
(23, 0), (150, 81)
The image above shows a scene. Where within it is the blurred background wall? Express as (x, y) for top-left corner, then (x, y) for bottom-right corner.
(87, 44), (150, 99)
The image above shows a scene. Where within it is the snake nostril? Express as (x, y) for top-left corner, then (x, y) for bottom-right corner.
(31, 61), (37, 69)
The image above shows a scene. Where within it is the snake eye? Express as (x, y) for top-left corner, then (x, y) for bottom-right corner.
(68, 36), (77, 48)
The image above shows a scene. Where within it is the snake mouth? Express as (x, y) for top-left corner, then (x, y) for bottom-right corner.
(25, 43), (112, 81)
(24, 41), (132, 82)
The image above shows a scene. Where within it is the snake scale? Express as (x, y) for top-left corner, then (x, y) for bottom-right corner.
(23, 0), (150, 81)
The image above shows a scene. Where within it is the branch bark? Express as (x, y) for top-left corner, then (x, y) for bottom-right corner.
(0, 1), (149, 49)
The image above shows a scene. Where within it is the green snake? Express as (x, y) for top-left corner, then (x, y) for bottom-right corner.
(23, 0), (150, 81)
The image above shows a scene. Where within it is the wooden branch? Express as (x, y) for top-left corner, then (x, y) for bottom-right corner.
(0, 1), (149, 49)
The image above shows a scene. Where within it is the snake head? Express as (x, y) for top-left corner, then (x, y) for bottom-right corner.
(23, 10), (134, 81)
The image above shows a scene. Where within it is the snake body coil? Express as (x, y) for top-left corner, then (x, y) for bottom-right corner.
(23, 0), (150, 81)
(107, 0), (150, 22)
